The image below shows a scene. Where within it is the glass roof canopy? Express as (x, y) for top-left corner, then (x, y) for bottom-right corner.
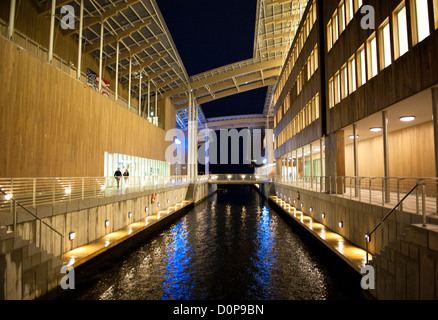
(35, 0), (308, 129)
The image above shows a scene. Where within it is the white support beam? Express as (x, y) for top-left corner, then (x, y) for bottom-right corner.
(7, 0), (16, 40)
(76, 0), (84, 80)
(48, 0), (56, 63)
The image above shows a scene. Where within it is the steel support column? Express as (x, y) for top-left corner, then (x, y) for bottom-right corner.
(382, 111), (390, 203)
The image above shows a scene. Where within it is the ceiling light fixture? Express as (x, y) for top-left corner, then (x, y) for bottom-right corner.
(370, 127), (382, 132)
(400, 116), (416, 122)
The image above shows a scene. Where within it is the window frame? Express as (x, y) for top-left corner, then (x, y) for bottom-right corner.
(393, 1), (409, 59)
(379, 19), (393, 70)
(410, 0), (431, 45)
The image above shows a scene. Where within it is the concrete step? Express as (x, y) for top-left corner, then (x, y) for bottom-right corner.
(0, 226), (13, 241)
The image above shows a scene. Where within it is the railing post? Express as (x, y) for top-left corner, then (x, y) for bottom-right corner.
(416, 179), (419, 215)
(12, 200), (16, 232)
(33, 178), (36, 208)
(369, 179), (372, 204)
(422, 184), (427, 227)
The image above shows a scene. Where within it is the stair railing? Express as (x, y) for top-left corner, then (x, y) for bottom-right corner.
(0, 188), (64, 261)
(365, 183), (426, 264)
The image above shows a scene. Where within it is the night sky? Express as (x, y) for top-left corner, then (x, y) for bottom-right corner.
(157, 0), (267, 119)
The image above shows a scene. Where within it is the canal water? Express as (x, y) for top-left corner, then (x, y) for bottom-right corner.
(64, 185), (367, 300)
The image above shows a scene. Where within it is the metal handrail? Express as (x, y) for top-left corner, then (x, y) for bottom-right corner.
(0, 176), (190, 212)
(365, 184), (421, 264)
(0, 189), (64, 260)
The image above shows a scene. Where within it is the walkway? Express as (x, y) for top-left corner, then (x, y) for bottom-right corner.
(275, 179), (438, 218)
(270, 196), (369, 273)
(63, 200), (193, 268)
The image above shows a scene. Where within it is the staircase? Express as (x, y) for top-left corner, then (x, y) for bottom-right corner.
(0, 226), (63, 300)
(368, 221), (438, 300)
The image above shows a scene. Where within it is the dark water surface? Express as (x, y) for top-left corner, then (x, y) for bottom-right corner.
(64, 185), (366, 300)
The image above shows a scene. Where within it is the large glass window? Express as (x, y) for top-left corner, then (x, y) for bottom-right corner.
(411, 0), (431, 44)
(367, 33), (378, 79)
(394, 2), (409, 59)
(379, 20), (392, 69)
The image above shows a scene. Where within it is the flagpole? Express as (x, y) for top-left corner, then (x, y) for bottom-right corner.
(98, 19), (104, 93)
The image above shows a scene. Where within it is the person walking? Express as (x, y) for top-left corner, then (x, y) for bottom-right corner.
(114, 168), (122, 188)
(123, 169), (129, 186)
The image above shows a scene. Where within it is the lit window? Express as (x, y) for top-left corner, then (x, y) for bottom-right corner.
(329, 78), (335, 108)
(411, 0), (430, 45)
(328, 21), (333, 51)
(357, 46), (367, 87)
(346, 0), (354, 24)
(334, 72), (341, 104)
(367, 33), (378, 79)
(435, 0), (438, 29)
(341, 64), (348, 99)
(348, 55), (357, 93)
(379, 20), (392, 69)
(339, 1), (346, 35)
(333, 11), (339, 43)
(394, 2), (409, 59)
(355, 0), (363, 13)
(315, 94), (320, 119)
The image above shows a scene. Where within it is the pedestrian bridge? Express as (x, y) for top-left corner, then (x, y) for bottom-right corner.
(207, 174), (270, 185)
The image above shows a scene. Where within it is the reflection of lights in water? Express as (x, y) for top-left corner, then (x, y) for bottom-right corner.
(105, 240), (110, 247)
(320, 228), (326, 240)
(252, 206), (276, 298)
(162, 220), (193, 300)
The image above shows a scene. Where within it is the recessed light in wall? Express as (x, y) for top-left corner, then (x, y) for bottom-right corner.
(400, 116), (416, 122)
(128, 212), (132, 218)
(145, 207), (149, 212)
(349, 135), (359, 140)
(339, 221), (344, 228)
(105, 220), (110, 227)
(167, 199), (170, 203)
(309, 207), (313, 212)
(69, 232), (76, 241)
(370, 127), (382, 132)
(157, 203), (160, 207)
(322, 213), (326, 219)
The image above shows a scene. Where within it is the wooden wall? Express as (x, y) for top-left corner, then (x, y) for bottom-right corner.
(0, 36), (174, 178)
(345, 121), (435, 178)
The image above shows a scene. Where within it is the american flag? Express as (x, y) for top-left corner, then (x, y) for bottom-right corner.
(87, 68), (110, 97)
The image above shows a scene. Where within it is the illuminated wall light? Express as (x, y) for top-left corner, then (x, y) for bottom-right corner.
(300, 203), (304, 208)
(157, 203), (160, 207)
(167, 199), (170, 204)
(294, 200), (297, 204)
(65, 188), (71, 195)
(339, 221), (344, 228)
(349, 135), (360, 140)
(309, 207), (313, 212)
(5, 194), (12, 201)
(100, 185), (106, 191)
(128, 212), (133, 218)
(69, 232), (76, 241)
(105, 220), (110, 227)
(145, 207), (149, 212)
(175, 197), (177, 201)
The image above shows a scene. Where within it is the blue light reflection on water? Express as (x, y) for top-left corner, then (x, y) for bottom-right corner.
(161, 219), (194, 300)
(249, 206), (278, 299)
